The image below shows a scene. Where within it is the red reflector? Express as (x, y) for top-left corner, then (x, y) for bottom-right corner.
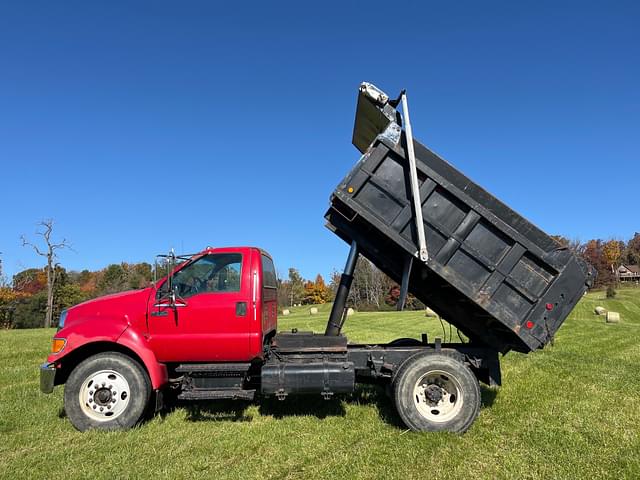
(545, 303), (554, 311)
(525, 321), (534, 329)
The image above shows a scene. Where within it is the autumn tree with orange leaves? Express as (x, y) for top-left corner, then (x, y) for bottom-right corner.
(303, 274), (331, 305)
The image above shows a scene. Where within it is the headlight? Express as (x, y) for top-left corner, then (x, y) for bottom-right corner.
(57, 310), (68, 331)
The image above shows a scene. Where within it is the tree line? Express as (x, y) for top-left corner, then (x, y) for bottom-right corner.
(1, 220), (637, 329)
(0, 256), (419, 330)
(0, 260), (155, 329)
(277, 259), (423, 312)
(551, 233), (640, 287)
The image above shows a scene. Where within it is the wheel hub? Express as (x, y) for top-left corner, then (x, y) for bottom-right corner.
(79, 370), (130, 422)
(424, 384), (443, 404)
(93, 388), (113, 406)
(413, 370), (464, 423)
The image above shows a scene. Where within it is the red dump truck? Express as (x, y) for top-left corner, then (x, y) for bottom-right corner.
(40, 83), (593, 433)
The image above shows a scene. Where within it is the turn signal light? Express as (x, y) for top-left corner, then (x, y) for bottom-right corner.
(51, 338), (66, 354)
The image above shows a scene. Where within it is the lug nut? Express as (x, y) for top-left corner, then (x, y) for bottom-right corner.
(92, 405), (97, 409)
(99, 407), (104, 412)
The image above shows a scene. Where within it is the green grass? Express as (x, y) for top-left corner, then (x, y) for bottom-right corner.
(1, 288), (639, 479)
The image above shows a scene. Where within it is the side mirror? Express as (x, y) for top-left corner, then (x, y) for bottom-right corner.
(152, 248), (193, 310)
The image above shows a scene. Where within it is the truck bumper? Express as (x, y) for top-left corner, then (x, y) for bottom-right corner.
(40, 362), (56, 394)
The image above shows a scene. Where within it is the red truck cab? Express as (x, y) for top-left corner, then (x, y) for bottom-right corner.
(41, 247), (278, 428)
(145, 247), (278, 363)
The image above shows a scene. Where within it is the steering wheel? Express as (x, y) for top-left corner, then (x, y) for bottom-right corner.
(188, 278), (206, 296)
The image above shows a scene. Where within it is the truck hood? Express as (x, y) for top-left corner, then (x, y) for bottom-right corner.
(63, 288), (153, 330)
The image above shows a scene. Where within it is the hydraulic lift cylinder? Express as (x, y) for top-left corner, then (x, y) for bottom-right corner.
(325, 242), (359, 336)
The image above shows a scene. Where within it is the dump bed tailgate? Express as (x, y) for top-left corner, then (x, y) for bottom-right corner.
(325, 83), (593, 353)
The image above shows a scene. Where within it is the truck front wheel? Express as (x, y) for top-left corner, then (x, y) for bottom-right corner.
(64, 352), (151, 431)
(393, 353), (480, 433)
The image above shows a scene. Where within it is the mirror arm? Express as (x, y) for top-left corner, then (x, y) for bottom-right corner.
(153, 289), (188, 309)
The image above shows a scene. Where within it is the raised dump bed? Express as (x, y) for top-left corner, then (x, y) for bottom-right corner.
(325, 83), (593, 354)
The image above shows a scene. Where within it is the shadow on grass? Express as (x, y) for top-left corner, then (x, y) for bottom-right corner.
(164, 395), (348, 424)
(258, 394), (346, 419)
(182, 401), (254, 422)
(481, 385), (499, 407)
(156, 389), (255, 423)
(348, 384), (405, 428)
(161, 385), (404, 427)
(160, 384), (498, 428)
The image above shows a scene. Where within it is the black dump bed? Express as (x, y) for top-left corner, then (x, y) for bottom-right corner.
(325, 83), (594, 354)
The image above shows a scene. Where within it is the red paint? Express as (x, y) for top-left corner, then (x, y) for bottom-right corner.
(47, 247), (276, 389)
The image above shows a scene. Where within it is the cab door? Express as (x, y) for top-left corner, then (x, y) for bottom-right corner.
(146, 252), (251, 362)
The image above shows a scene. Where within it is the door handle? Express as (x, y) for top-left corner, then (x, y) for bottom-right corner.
(236, 301), (247, 317)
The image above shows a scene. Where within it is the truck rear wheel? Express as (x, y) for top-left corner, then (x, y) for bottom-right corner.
(64, 352), (151, 431)
(393, 353), (480, 433)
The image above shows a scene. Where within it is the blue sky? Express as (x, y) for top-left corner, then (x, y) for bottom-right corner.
(1, 1), (638, 281)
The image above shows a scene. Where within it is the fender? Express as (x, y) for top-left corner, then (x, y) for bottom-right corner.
(117, 325), (168, 389)
(49, 315), (168, 390)
(49, 315), (130, 364)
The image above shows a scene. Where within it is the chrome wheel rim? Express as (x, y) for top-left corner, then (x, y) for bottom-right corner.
(412, 369), (463, 423)
(79, 370), (130, 422)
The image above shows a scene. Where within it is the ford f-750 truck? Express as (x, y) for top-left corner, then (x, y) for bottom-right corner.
(40, 83), (593, 433)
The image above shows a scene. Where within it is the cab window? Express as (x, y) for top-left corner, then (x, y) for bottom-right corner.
(261, 254), (277, 289)
(171, 253), (242, 297)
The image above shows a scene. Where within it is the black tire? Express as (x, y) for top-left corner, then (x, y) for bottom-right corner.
(64, 352), (151, 432)
(393, 353), (480, 433)
(387, 338), (423, 347)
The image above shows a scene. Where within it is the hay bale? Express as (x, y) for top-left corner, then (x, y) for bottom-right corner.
(309, 307), (318, 315)
(606, 311), (620, 324)
(594, 306), (607, 316)
(425, 307), (438, 318)
(281, 309), (290, 316)
(346, 308), (355, 316)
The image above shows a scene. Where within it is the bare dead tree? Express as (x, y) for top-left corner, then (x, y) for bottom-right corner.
(21, 220), (72, 328)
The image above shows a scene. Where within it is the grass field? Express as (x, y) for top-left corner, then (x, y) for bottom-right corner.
(1, 288), (639, 479)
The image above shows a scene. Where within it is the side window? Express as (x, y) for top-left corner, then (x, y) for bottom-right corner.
(172, 253), (243, 297)
(261, 254), (277, 289)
